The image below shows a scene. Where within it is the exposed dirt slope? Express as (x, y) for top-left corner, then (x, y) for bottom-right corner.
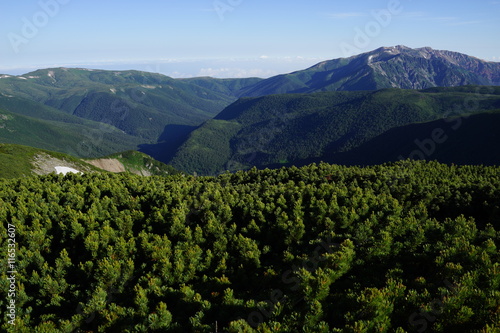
(86, 159), (126, 173)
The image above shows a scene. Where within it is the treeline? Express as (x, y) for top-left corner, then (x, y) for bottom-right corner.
(0, 161), (499, 332)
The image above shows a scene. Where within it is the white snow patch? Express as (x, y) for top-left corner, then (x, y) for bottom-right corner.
(55, 166), (82, 175)
(0, 75), (11, 79)
(141, 85), (156, 89)
(27, 76), (40, 79)
(48, 71), (55, 79)
(18, 77), (28, 80)
(110, 88), (117, 94)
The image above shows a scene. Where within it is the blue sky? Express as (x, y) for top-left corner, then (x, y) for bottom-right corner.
(1, 0), (499, 77)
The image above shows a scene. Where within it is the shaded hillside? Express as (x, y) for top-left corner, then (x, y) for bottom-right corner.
(318, 109), (500, 166)
(239, 46), (500, 97)
(180, 76), (263, 96)
(170, 86), (500, 175)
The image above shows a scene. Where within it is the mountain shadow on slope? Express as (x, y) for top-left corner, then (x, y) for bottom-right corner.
(139, 124), (198, 164)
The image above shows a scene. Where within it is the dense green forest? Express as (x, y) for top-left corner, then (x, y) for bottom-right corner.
(1, 161), (499, 332)
(171, 86), (500, 175)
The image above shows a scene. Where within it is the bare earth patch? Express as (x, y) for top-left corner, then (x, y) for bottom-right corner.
(86, 159), (126, 173)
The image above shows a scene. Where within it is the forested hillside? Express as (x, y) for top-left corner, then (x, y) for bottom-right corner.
(312, 109), (500, 167)
(1, 161), (499, 332)
(170, 86), (500, 175)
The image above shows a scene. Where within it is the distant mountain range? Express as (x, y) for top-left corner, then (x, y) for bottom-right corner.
(1, 46), (499, 175)
(238, 45), (500, 96)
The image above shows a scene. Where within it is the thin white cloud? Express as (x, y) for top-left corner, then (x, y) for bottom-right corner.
(446, 20), (484, 26)
(430, 17), (458, 23)
(167, 71), (194, 78)
(400, 11), (427, 18)
(402, 12), (456, 22)
(326, 12), (368, 19)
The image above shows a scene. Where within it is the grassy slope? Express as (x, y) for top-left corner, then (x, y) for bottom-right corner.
(0, 143), (102, 178)
(171, 120), (242, 175)
(0, 144), (181, 179)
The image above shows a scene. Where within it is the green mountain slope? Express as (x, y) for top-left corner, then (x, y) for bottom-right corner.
(0, 143), (181, 179)
(0, 102), (144, 157)
(239, 46), (500, 97)
(0, 68), (253, 157)
(1, 47), (499, 168)
(170, 86), (500, 175)
(180, 76), (263, 96)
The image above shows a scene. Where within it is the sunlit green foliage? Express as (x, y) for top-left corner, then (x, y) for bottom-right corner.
(0, 160), (499, 332)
